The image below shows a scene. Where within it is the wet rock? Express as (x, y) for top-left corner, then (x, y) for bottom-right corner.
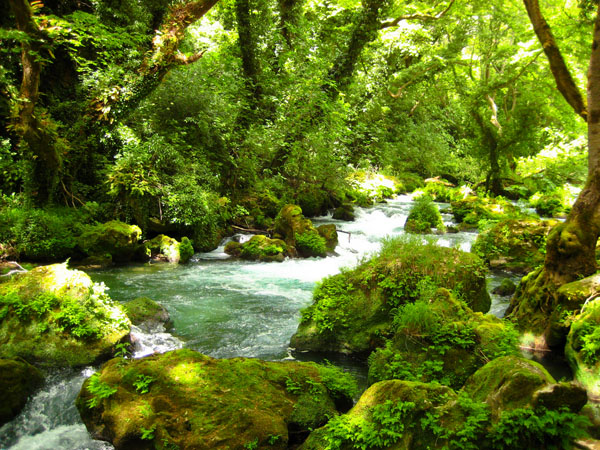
(492, 278), (517, 296)
(332, 204), (355, 221)
(273, 205), (328, 258)
(124, 297), (173, 331)
(0, 358), (44, 425)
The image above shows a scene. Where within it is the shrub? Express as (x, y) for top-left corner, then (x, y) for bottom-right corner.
(295, 231), (328, 258)
(404, 194), (445, 234)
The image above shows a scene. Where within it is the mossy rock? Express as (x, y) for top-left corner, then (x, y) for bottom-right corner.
(225, 235), (289, 262)
(0, 357), (44, 425)
(291, 236), (490, 355)
(272, 205), (330, 258)
(462, 356), (587, 420)
(124, 297), (172, 331)
(492, 278), (517, 296)
(367, 289), (519, 390)
(78, 220), (146, 263)
(273, 205), (315, 245)
(332, 204), (355, 221)
(144, 234), (193, 264)
(299, 379), (460, 450)
(450, 196), (521, 229)
(507, 271), (600, 347)
(531, 194), (568, 218)
(422, 178), (460, 203)
(0, 264), (131, 367)
(404, 195), (445, 234)
(317, 224), (338, 252)
(76, 349), (357, 450)
(566, 298), (600, 398)
(472, 218), (558, 274)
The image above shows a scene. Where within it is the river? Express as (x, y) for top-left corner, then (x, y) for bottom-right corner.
(0, 196), (514, 449)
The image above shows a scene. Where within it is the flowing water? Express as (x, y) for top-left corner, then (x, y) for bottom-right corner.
(0, 196), (511, 449)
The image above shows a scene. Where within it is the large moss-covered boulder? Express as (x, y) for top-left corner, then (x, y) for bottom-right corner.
(225, 235), (289, 262)
(317, 224), (338, 251)
(291, 236), (490, 355)
(463, 356), (587, 419)
(566, 298), (600, 398)
(144, 234), (194, 264)
(367, 289), (519, 389)
(78, 221), (145, 263)
(0, 358), (44, 425)
(76, 349), (357, 450)
(299, 380), (458, 450)
(451, 196), (521, 229)
(0, 264), (131, 367)
(473, 218), (557, 274)
(332, 204), (355, 221)
(273, 205), (329, 257)
(124, 297), (172, 331)
(507, 271), (600, 348)
(302, 361), (589, 450)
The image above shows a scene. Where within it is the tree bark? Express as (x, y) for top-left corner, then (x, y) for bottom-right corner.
(9, 0), (62, 205)
(278, 0), (302, 48)
(523, 0), (588, 121)
(506, 3), (600, 346)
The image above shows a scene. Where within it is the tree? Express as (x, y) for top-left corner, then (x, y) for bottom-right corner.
(6, 0), (220, 206)
(506, 0), (600, 347)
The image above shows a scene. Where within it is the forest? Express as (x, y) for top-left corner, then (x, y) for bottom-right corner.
(1, 0), (600, 448)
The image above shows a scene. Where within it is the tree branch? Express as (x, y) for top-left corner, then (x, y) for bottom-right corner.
(523, 0), (587, 121)
(380, 0), (456, 29)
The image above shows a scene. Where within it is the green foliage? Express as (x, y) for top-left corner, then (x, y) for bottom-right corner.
(489, 407), (589, 449)
(133, 374), (155, 394)
(243, 438), (258, 450)
(86, 373), (118, 408)
(179, 237), (194, 263)
(405, 194), (445, 234)
(140, 424), (156, 440)
(285, 376), (303, 395)
(295, 231), (328, 257)
(0, 206), (97, 261)
(318, 363), (359, 400)
(301, 273), (354, 334)
(321, 400), (416, 449)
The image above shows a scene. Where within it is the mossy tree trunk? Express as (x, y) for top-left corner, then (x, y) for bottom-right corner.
(9, 0), (62, 206)
(506, 1), (600, 346)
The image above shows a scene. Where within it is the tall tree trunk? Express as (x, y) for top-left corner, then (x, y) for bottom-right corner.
(322, 0), (388, 100)
(506, 3), (600, 347)
(235, 0), (264, 124)
(9, 0), (63, 205)
(278, 0), (302, 48)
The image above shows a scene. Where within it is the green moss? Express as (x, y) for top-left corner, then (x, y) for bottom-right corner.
(295, 231), (327, 258)
(451, 196), (522, 229)
(566, 299), (600, 397)
(472, 219), (556, 274)
(76, 349), (356, 450)
(316, 224), (338, 251)
(291, 236), (490, 355)
(179, 237), (194, 263)
(225, 235), (289, 262)
(124, 297), (171, 329)
(332, 204), (355, 221)
(404, 194), (445, 234)
(145, 234), (181, 263)
(78, 220), (144, 263)
(0, 264), (130, 367)
(367, 290), (519, 389)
